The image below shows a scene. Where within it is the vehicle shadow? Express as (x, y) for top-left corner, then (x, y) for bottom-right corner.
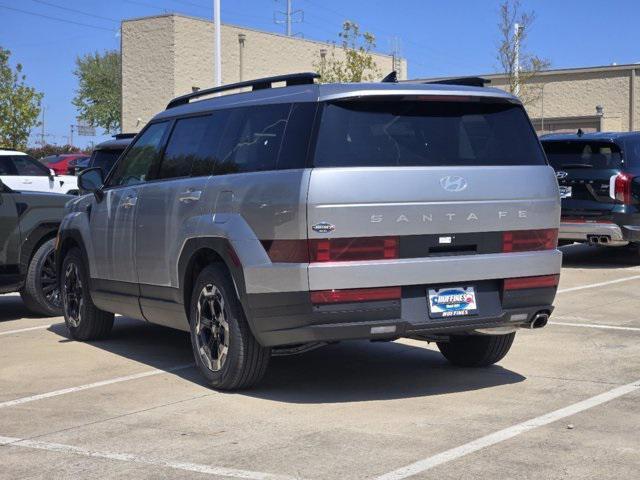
(0, 295), (43, 322)
(48, 318), (525, 404)
(560, 243), (640, 269)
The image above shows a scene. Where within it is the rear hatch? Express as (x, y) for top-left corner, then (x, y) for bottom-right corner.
(306, 95), (559, 289)
(542, 140), (622, 218)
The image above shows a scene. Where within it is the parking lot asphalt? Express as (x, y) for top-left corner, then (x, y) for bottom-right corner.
(1, 243), (639, 480)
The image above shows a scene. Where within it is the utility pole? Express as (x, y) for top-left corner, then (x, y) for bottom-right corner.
(69, 125), (74, 147)
(514, 23), (521, 97)
(274, 0), (303, 36)
(213, 0), (221, 86)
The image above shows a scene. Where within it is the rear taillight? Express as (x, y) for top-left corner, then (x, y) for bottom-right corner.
(610, 172), (636, 204)
(502, 229), (558, 253)
(504, 274), (560, 291)
(310, 286), (401, 304)
(309, 237), (398, 262)
(261, 236), (399, 263)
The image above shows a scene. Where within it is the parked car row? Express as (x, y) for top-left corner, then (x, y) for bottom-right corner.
(5, 73), (640, 391)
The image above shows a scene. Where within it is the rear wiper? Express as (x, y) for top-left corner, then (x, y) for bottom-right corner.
(559, 163), (594, 169)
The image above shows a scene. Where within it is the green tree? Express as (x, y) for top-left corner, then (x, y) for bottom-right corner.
(315, 21), (381, 83)
(497, 0), (551, 105)
(72, 50), (121, 134)
(0, 47), (43, 150)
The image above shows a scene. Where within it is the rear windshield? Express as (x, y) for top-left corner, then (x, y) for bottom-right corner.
(91, 149), (124, 175)
(313, 99), (546, 167)
(542, 141), (623, 169)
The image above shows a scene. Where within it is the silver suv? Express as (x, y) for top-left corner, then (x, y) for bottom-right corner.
(57, 73), (561, 390)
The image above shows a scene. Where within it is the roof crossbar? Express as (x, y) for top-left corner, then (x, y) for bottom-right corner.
(166, 72), (320, 109)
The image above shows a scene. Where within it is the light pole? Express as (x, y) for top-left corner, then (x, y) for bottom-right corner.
(213, 0), (221, 87)
(540, 83), (546, 134)
(514, 23), (521, 97)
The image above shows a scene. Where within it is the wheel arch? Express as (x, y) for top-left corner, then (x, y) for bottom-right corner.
(56, 229), (90, 287)
(20, 222), (60, 276)
(178, 237), (250, 330)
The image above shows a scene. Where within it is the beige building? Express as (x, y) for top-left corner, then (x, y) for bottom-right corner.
(121, 14), (407, 132)
(430, 64), (640, 135)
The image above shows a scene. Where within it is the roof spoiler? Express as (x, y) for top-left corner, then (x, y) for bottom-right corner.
(424, 76), (491, 88)
(166, 72), (320, 109)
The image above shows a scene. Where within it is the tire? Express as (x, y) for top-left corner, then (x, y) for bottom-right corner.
(189, 264), (270, 390)
(61, 247), (114, 340)
(20, 238), (62, 317)
(437, 332), (516, 367)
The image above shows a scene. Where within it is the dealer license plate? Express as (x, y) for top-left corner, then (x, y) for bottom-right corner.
(428, 286), (478, 318)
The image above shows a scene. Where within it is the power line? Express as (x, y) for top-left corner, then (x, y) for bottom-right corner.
(31, 0), (119, 23)
(0, 4), (116, 31)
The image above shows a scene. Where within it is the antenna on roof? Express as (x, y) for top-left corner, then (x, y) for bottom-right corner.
(381, 71), (398, 83)
(577, 128), (584, 137)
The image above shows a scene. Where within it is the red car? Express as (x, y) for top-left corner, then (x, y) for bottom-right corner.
(41, 153), (89, 175)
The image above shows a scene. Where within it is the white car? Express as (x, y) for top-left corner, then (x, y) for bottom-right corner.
(0, 150), (78, 194)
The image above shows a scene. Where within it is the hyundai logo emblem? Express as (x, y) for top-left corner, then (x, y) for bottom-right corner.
(556, 171), (568, 179)
(440, 176), (468, 192)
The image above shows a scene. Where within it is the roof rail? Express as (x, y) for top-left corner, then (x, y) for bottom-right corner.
(424, 76), (491, 88)
(166, 72), (320, 109)
(113, 133), (136, 139)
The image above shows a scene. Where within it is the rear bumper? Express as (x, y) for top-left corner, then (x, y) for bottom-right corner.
(247, 283), (557, 347)
(559, 221), (627, 246)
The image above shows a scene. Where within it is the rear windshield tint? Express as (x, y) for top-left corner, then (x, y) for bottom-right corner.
(313, 99), (545, 167)
(542, 141), (623, 169)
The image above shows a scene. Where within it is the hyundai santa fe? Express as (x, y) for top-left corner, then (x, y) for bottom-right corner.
(57, 73), (562, 390)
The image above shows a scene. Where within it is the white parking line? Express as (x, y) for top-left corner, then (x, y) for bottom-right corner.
(375, 378), (640, 480)
(0, 364), (194, 409)
(0, 324), (57, 336)
(0, 435), (297, 480)
(551, 321), (640, 332)
(557, 274), (640, 294)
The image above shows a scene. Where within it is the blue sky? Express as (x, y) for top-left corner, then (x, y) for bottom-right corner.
(1, 0), (639, 149)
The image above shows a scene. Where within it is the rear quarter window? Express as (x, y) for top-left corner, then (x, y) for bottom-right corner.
(313, 99), (546, 168)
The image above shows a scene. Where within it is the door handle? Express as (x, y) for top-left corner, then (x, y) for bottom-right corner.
(178, 190), (202, 203)
(23, 179), (32, 184)
(121, 196), (137, 208)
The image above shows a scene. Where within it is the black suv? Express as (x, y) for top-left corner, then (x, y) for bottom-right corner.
(81, 134), (134, 177)
(0, 178), (72, 315)
(541, 131), (640, 249)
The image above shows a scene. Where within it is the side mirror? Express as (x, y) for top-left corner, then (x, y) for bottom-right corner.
(78, 167), (104, 197)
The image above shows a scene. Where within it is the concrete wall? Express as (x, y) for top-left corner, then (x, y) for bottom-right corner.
(485, 66), (640, 134)
(122, 14), (406, 132)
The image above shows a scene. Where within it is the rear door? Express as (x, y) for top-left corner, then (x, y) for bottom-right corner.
(306, 97), (558, 290)
(543, 140), (621, 217)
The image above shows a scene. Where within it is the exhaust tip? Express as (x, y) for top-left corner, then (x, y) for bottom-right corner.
(529, 312), (549, 329)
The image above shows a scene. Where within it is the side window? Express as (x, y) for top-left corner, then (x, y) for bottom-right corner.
(12, 156), (49, 176)
(107, 122), (169, 187)
(278, 102), (317, 170)
(157, 115), (211, 180)
(0, 157), (18, 175)
(216, 104), (290, 174)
